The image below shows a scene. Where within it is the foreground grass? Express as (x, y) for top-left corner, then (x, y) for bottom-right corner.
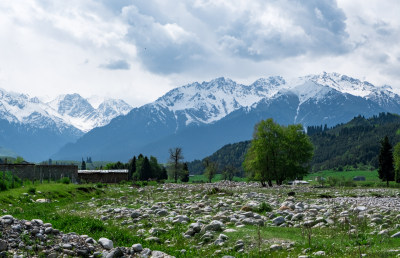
(1, 182), (400, 257)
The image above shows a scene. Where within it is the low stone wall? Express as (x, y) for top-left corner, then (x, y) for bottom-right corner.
(0, 164), (78, 183)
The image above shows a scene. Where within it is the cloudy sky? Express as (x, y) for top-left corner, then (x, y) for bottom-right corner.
(0, 0), (399, 106)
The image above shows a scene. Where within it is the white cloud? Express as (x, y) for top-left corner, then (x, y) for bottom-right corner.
(0, 0), (399, 106)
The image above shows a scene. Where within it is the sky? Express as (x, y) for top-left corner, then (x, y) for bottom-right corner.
(0, 0), (399, 107)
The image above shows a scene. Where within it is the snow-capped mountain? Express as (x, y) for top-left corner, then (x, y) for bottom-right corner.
(0, 89), (132, 160)
(53, 72), (400, 162)
(48, 94), (132, 132)
(153, 77), (284, 125)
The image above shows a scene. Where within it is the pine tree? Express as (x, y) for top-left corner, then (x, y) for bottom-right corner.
(81, 160), (86, 170)
(139, 156), (152, 181)
(160, 167), (168, 180)
(378, 135), (395, 187)
(181, 163), (189, 182)
(128, 156), (136, 181)
(150, 156), (161, 180)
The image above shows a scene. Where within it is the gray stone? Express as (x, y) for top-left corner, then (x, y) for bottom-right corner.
(272, 216), (285, 226)
(149, 228), (167, 236)
(131, 211), (141, 219)
(270, 244), (282, 251)
(132, 243), (143, 252)
(145, 236), (161, 243)
(156, 209), (168, 216)
(141, 248), (152, 256)
(189, 222), (203, 233)
(61, 243), (72, 249)
(391, 232), (400, 238)
(0, 240), (7, 251)
(151, 250), (173, 257)
(203, 220), (225, 232)
(85, 237), (97, 244)
(106, 247), (123, 258)
(98, 238), (113, 250)
(76, 249), (90, 257)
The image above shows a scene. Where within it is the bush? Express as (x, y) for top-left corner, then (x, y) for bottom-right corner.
(327, 177), (339, 187)
(28, 187), (36, 195)
(258, 202), (273, 213)
(95, 182), (105, 188)
(337, 177), (356, 187)
(0, 181), (7, 191)
(60, 177), (71, 184)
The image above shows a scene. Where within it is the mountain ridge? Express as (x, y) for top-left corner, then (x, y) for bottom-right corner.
(0, 89), (132, 161)
(52, 72), (400, 162)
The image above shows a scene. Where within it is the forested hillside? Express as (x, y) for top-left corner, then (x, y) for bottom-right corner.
(187, 141), (250, 175)
(311, 113), (400, 171)
(188, 113), (400, 174)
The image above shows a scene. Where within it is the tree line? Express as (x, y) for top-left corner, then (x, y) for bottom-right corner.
(187, 113), (400, 174)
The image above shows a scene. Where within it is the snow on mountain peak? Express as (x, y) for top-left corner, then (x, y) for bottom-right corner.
(149, 73), (398, 127)
(154, 76), (289, 125)
(306, 72), (377, 97)
(0, 89), (132, 133)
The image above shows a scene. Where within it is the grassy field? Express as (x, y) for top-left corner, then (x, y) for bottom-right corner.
(305, 169), (379, 182)
(1, 181), (400, 257)
(189, 169), (381, 184)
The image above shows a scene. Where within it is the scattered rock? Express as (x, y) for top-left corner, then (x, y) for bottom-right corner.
(98, 238), (113, 250)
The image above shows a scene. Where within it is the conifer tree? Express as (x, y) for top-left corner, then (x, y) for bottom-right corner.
(128, 156), (136, 181)
(139, 156), (152, 181)
(378, 136), (395, 186)
(81, 159), (86, 170)
(181, 163), (189, 182)
(160, 167), (168, 180)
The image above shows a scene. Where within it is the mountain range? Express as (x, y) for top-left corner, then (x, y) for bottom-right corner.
(0, 89), (132, 161)
(51, 72), (400, 162)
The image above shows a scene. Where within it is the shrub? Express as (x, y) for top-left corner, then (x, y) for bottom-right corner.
(95, 182), (104, 188)
(28, 187), (36, 195)
(207, 187), (220, 195)
(327, 177), (339, 187)
(60, 177), (71, 184)
(258, 202), (273, 213)
(0, 181), (7, 191)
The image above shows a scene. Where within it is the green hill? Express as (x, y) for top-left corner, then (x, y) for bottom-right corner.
(188, 113), (400, 174)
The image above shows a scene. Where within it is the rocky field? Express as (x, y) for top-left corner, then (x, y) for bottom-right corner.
(2, 181), (400, 257)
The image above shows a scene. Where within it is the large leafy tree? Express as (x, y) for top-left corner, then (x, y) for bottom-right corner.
(203, 158), (218, 183)
(378, 136), (395, 186)
(222, 164), (237, 181)
(243, 118), (313, 187)
(168, 147), (184, 183)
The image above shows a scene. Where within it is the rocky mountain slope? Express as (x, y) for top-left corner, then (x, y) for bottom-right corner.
(53, 72), (400, 162)
(0, 89), (132, 161)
